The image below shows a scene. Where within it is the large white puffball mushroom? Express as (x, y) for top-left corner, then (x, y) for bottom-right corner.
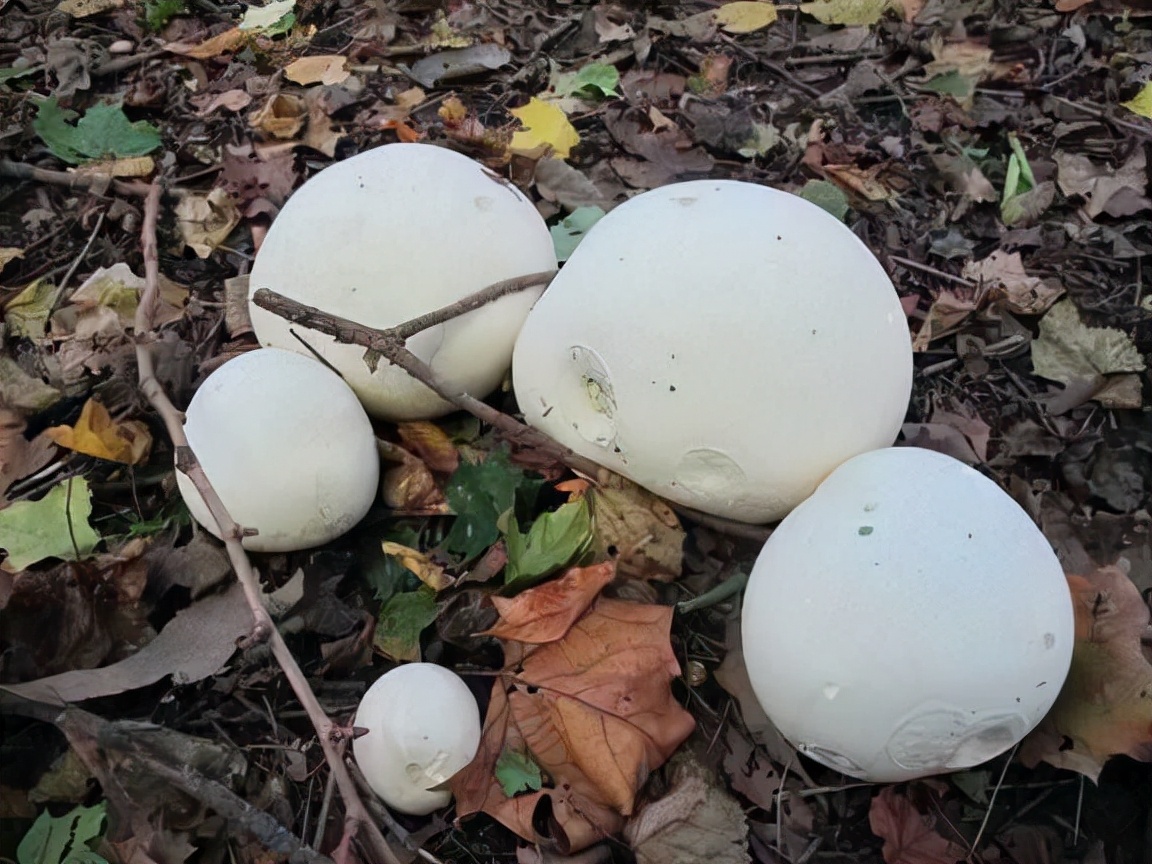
(353, 663), (482, 815)
(741, 446), (1075, 782)
(247, 143), (557, 421)
(176, 348), (379, 553)
(512, 180), (912, 523)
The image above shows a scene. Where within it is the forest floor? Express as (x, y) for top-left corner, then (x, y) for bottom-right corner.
(1, 0), (1151, 863)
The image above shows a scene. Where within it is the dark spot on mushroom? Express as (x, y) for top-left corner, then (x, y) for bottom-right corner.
(669, 385), (676, 392)
(858, 526), (873, 536)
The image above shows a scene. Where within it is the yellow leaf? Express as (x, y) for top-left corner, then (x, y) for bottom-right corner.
(45, 399), (152, 464)
(1121, 82), (1152, 119)
(382, 541), (451, 591)
(510, 98), (580, 159)
(0, 247), (24, 272)
(714, 1), (778, 33)
(800, 0), (893, 25)
(284, 55), (349, 86)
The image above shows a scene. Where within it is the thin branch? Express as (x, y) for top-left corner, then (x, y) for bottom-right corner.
(134, 182), (400, 864)
(391, 269), (557, 340)
(250, 287), (610, 482)
(0, 159), (150, 197)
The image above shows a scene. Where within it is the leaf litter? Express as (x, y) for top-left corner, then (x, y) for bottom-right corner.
(1, 0), (1151, 861)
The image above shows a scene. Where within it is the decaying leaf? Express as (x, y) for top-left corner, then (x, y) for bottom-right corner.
(175, 187), (242, 258)
(1032, 299), (1145, 387)
(1054, 149), (1151, 219)
(453, 572), (695, 853)
(961, 250), (1064, 316)
(586, 475), (684, 581)
(45, 398), (152, 465)
(868, 786), (965, 864)
(1019, 566), (1152, 781)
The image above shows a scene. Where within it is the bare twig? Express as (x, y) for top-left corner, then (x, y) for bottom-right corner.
(390, 269), (556, 339)
(134, 182), (400, 864)
(0, 159), (150, 197)
(250, 287), (610, 482)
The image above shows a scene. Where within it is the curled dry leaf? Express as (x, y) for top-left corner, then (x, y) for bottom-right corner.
(482, 561), (616, 643)
(45, 398), (151, 465)
(1019, 565), (1152, 781)
(453, 568), (695, 853)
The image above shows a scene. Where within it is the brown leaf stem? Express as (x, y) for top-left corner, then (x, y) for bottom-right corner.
(134, 182), (400, 864)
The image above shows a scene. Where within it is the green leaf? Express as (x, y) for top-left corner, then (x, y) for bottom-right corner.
(239, 0), (295, 31)
(0, 477), (101, 570)
(1000, 133), (1039, 226)
(504, 498), (594, 587)
(799, 180), (849, 221)
(552, 63), (620, 100)
(550, 206), (606, 262)
(921, 71), (976, 103)
(3, 278), (59, 338)
(443, 449), (539, 559)
(0, 65), (42, 85)
(358, 521), (422, 602)
(495, 748), (543, 796)
(18, 802), (108, 864)
(143, 0), (187, 31)
(1120, 81), (1152, 119)
(374, 588), (438, 662)
(34, 98), (161, 165)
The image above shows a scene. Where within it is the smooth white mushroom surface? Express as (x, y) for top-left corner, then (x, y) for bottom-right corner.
(512, 180), (912, 523)
(353, 663), (482, 815)
(176, 348), (379, 552)
(247, 142), (557, 421)
(741, 446), (1075, 782)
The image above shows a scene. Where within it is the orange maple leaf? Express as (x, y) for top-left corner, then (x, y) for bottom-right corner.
(1020, 565), (1152, 780)
(452, 565), (695, 853)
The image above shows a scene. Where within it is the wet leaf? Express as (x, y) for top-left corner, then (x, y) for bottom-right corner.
(453, 591), (695, 852)
(0, 478), (100, 571)
(715, 2), (778, 34)
(504, 498), (594, 587)
(34, 98), (161, 165)
(550, 206), (606, 262)
(17, 801), (107, 864)
(1032, 299), (1145, 386)
(868, 786), (965, 864)
(1019, 566), (1152, 780)
(374, 588), (438, 662)
(511, 98), (580, 159)
(45, 399), (152, 465)
(443, 450), (540, 560)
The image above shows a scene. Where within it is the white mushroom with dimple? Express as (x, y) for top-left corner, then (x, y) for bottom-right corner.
(741, 446), (1075, 782)
(512, 180), (913, 524)
(176, 348), (379, 553)
(248, 143), (557, 421)
(353, 663), (482, 815)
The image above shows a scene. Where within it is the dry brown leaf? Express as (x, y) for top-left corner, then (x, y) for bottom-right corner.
(284, 54), (349, 85)
(453, 590), (695, 853)
(397, 421), (459, 474)
(868, 786), (965, 864)
(164, 27), (247, 59)
(1019, 565), (1152, 781)
(57, 0), (121, 16)
(587, 475), (683, 581)
(73, 156), (154, 179)
(823, 163), (898, 201)
(45, 399), (151, 465)
(250, 93), (306, 140)
(912, 289), (979, 351)
(0, 410), (57, 509)
(175, 187), (241, 258)
(482, 562), (616, 643)
(961, 250), (1064, 315)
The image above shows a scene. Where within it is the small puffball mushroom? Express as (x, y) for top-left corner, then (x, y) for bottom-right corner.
(741, 447), (1075, 782)
(512, 180), (912, 523)
(353, 663), (482, 815)
(247, 143), (557, 421)
(176, 348), (379, 552)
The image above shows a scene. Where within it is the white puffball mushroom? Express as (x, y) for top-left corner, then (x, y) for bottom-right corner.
(176, 348), (379, 553)
(741, 446), (1075, 782)
(512, 180), (912, 523)
(248, 143), (557, 421)
(353, 663), (482, 815)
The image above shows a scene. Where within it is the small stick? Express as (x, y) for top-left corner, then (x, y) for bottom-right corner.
(0, 158), (150, 197)
(135, 183), (401, 864)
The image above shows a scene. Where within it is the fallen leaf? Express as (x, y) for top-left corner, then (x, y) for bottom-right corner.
(912, 288), (979, 351)
(1019, 566), (1152, 780)
(175, 187), (242, 258)
(57, 0), (121, 16)
(868, 786), (965, 864)
(511, 98), (580, 159)
(715, 1), (778, 33)
(549, 62), (621, 100)
(482, 561), (616, 643)
(453, 590), (695, 852)
(1054, 149), (1151, 219)
(1032, 299), (1145, 386)
(0, 410), (57, 507)
(192, 89), (253, 117)
(250, 92), (306, 140)
(373, 587), (438, 662)
(1121, 82), (1152, 118)
(397, 421), (459, 474)
(551, 206), (606, 262)
(45, 399), (151, 465)
(282, 54), (348, 85)
(409, 44), (511, 89)
(504, 498), (594, 587)
(624, 752), (750, 864)
(587, 475), (684, 581)
(801, 0), (892, 26)
(0, 247), (23, 271)
(34, 98), (161, 165)
(961, 250), (1064, 315)
(0, 477), (101, 571)
(238, 0), (294, 30)
(164, 27), (247, 59)
(381, 541), (450, 590)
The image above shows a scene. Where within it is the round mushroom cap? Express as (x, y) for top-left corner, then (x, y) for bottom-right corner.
(176, 348), (379, 553)
(512, 179), (912, 523)
(247, 143), (557, 421)
(741, 446), (1075, 782)
(353, 663), (482, 815)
